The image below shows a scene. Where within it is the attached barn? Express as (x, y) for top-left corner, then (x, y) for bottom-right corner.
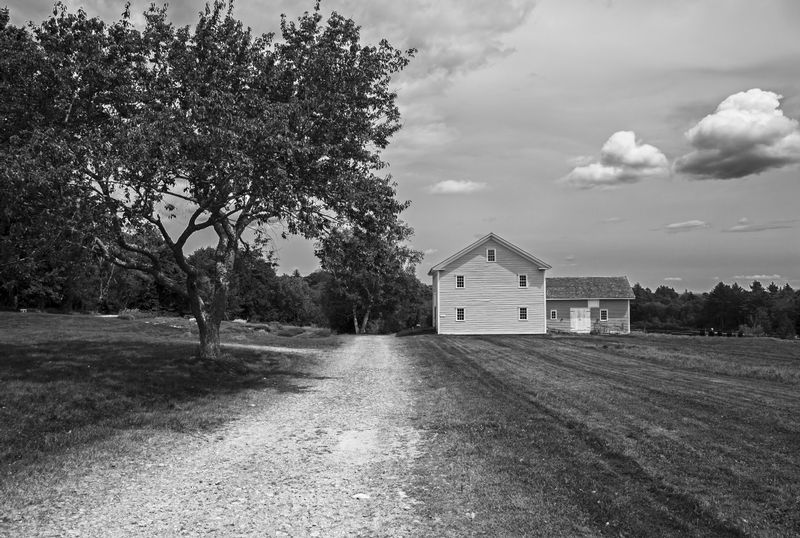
(546, 277), (634, 334)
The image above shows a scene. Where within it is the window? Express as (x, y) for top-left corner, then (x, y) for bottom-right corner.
(600, 309), (608, 321)
(456, 307), (465, 321)
(518, 274), (527, 288)
(519, 307), (528, 321)
(550, 310), (557, 320)
(487, 248), (496, 262)
(456, 275), (465, 288)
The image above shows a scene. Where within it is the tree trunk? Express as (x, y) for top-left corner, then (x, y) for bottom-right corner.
(195, 312), (221, 359)
(352, 305), (360, 334)
(186, 247), (235, 361)
(359, 307), (371, 334)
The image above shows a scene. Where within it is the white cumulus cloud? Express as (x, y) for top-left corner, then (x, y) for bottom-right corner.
(675, 89), (800, 179)
(664, 220), (710, 233)
(664, 277), (683, 281)
(427, 179), (487, 194)
(733, 274), (781, 280)
(559, 131), (669, 190)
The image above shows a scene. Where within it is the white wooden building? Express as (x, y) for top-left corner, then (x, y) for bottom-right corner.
(428, 233), (551, 335)
(428, 233), (634, 335)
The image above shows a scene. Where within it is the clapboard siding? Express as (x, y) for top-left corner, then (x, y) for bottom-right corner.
(546, 298), (631, 334)
(432, 271), (439, 330)
(596, 299), (630, 333)
(546, 299), (587, 332)
(437, 240), (546, 334)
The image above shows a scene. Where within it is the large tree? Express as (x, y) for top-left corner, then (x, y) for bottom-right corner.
(1, 2), (412, 358)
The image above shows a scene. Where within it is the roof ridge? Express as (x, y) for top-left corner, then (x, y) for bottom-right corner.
(427, 232), (551, 275)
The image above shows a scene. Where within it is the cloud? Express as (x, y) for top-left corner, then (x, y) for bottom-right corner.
(559, 131), (669, 189)
(601, 217), (624, 224)
(722, 217), (795, 233)
(664, 220), (710, 233)
(733, 274), (781, 280)
(664, 277), (683, 282)
(675, 89), (800, 179)
(427, 179), (487, 194)
(423, 248), (438, 255)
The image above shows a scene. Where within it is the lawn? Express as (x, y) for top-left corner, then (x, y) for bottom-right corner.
(400, 333), (800, 537)
(0, 312), (339, 482)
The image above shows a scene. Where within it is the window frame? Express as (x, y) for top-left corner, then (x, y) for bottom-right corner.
(456, 307), (465, 322)
(518, 274), (528, 288)
(456, 274), (465, 288)
(486, 248), (496, 262)
(600, 309), (609, 321)
(518, 307), (528, 321)
(550, 309), (557, 320)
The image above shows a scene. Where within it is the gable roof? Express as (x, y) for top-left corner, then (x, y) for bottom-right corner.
(546, 276), (635, 300)
(428, 232), (551, 276)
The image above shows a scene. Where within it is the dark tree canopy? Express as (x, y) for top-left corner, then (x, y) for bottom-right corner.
(631, 280), (798, 338)
(1, 2), (414, 357)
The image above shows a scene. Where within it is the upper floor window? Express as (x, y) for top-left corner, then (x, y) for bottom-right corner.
(519, 307), (528, 321)
(456, 275), (465, 288)
(600, 309), (608, 321)
(550, 309), (557, 320)
(456, 307), (465, 321)
(486, 248), (496, 262)
(518, 274), (527, 288)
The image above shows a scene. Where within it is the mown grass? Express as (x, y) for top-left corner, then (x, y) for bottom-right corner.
(400, 333), (800, 537)
(0, 312), (338, 477)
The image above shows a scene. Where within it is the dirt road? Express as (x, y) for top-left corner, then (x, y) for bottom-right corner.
(8, 336), (425, 537)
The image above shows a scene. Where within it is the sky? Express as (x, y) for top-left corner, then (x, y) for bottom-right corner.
(8, 0), (800, 292)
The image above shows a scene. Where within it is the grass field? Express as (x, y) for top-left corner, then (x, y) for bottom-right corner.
(0, 312), (338, 481)
(3, 313), (798, 535)
(400, 333), (800, 537)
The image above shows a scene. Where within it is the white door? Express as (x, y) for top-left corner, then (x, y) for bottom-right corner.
(570, 308), (591, 333)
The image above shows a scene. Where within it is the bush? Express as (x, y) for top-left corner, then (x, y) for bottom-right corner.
(117, 308), (157, 320)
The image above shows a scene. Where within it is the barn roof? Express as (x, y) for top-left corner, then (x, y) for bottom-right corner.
(428, 232), (551, 275)
(546, 276), (634, 299)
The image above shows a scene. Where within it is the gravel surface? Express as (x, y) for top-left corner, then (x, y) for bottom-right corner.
(5, 335), (426, 537)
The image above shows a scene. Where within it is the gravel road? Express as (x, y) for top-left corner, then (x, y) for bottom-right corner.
(7, 335), (426, 537)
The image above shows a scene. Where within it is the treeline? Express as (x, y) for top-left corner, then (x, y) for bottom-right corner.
(0, 246), (432, 334)
(631, 281), (799, 338)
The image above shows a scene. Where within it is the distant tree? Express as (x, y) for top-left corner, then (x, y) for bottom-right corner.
(268, 272), (327, 326)
(228, 250), (279, 322)
(653, 285), (679, 304)
(770, 284), (797, 339)
(676, 290), (704, 327)
(316, 222), (422, 333)
(1, 3), (412, 358)
(379, 272), (432, 332)
(743, 280), (771, 335)
(703, 282), (746, 331)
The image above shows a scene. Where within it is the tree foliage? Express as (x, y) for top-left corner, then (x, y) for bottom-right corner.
(316, 221), (422, 333)
(1, 2), (413, 357)
(632, 280), (799, 338)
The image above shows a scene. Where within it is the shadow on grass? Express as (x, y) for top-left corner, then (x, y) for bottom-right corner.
(0, 338), (326, 469)
(394, 327), (437, 337)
